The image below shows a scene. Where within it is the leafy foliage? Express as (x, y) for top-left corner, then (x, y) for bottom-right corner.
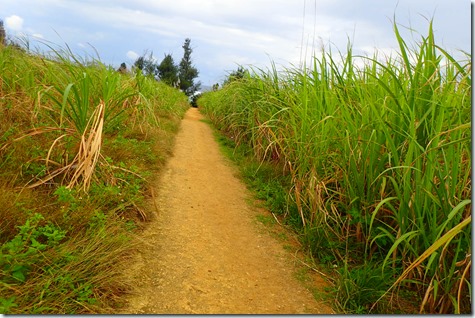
(157, 54), (179, 86)
(133, 51), (157, 78)
(130, 38), (201, 97)
(223, 66), (248, 86)
(178, 38), (201, 96)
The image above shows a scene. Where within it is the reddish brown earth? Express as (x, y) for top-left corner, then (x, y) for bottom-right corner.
(121, 107), (335, 314)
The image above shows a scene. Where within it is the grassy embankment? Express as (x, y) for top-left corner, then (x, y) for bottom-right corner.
(199, 21), (471, 314)
(0, 43), (189, 313)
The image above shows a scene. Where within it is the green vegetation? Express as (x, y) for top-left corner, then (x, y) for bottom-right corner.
(158, 54), (179, 87)
(222, 66), (249, 86)
(0, 41), (189, 313)
(133, 38), (201, 96)
(199, 21), (471, 314)
(178, 38), (201, 96)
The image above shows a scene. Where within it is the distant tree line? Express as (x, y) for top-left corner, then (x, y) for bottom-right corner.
(0, 19), (28, 51)
(129, 38), (201, 97)
(223, 66), (248, 86)
(208, 66), (248, 92)
(0, 20), (201, 97)
(0, 20), (5, 46)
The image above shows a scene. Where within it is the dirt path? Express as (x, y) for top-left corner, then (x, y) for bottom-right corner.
(121, 107), (334, 314)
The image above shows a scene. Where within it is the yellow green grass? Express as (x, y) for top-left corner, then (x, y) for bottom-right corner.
(0, 43), (189, 313)
(199, 21), (471, 314)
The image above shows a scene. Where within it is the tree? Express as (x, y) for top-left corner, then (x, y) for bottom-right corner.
(178, 38), (200, 96)
(157, 54), (179, 87)
(134, 51), (157, 78)
(117, 62), (127, 74)
(223, 66), (248, 86)
(0, 20), (6, 46)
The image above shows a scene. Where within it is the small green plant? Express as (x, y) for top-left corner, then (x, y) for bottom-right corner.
(255, 214), (275, 226)
(0, 297), (18, 313)
(0, 213), (67, 284)
(89, 211), (108, 230)
(54, 186), (79, 218)
(335, 262), (392, 314)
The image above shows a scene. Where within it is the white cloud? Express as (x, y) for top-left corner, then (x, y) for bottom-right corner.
(126, 50), (139, 60)
(5, 15), (24, 32)
(0, 0), (468, 85)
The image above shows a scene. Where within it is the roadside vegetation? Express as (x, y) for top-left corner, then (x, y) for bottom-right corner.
(198, 21), (471, 314)
(0, 42), (189, 313)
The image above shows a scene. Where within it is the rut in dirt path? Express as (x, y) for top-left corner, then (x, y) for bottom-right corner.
(122, 107), (334, 314)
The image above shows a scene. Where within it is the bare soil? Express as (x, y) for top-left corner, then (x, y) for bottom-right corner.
(121, 107), (335, 314)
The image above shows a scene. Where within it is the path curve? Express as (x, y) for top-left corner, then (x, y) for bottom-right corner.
(122, 107), (334, 314)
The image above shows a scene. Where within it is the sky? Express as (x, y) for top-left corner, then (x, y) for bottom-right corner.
(0, 0), (471, 87)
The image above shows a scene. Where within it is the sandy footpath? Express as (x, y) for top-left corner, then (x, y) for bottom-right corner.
(121, 107), (334, 314)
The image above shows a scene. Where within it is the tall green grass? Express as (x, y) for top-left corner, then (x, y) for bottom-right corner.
(199, 21), (471, 314)
(0, 43), (189, 313)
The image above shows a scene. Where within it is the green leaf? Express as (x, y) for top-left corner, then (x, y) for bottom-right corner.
(0, 296), (18, 313)
(11, 265), (29, 282)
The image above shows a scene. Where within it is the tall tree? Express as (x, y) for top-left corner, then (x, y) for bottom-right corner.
(157, 54), (179, 86)
(0, 20), (6, 46)
(178, 38), (200, 96)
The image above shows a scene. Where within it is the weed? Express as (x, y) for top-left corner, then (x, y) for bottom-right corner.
(334, 262), (392, 314)
(1, 213), (67, 285)
(0, 297), (18, 313)
(255, 214), (275, 226)
(0, 41), (189, 313)
(199, 19), (471, 314)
